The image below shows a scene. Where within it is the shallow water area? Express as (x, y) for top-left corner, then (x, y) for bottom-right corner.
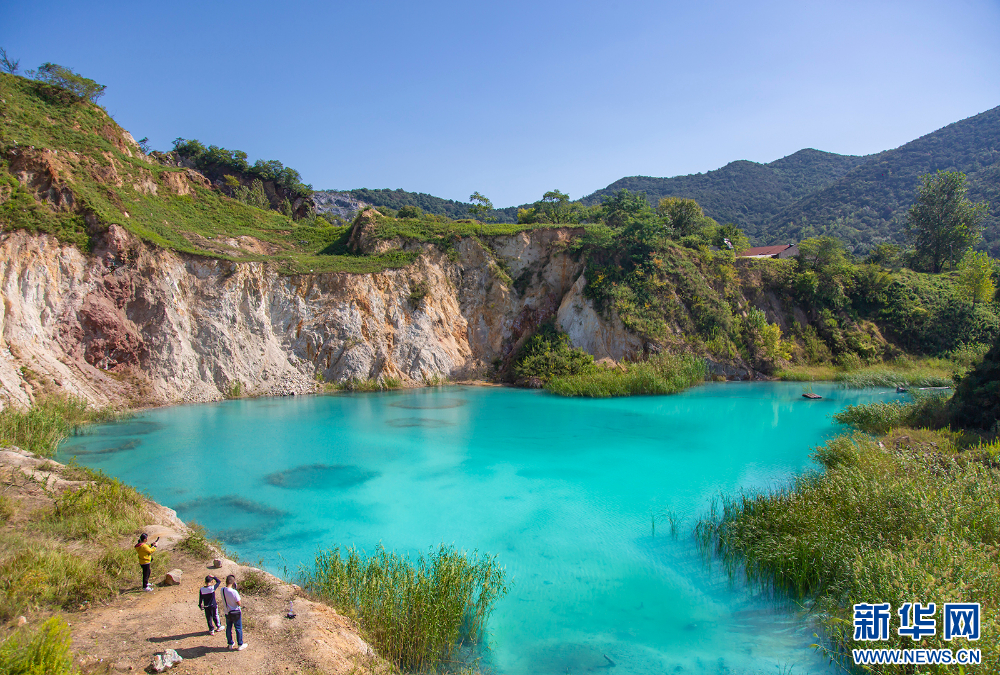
(60, 382), (894, 674)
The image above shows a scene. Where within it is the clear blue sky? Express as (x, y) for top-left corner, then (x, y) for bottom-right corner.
(3, 0), (999, 207)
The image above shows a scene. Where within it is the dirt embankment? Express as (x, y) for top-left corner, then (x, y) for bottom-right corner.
(0, 449), (383, 674)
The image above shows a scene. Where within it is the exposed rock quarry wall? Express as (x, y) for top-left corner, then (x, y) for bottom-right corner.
(0, 225), (648, 409)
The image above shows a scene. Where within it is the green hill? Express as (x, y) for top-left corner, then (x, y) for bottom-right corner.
(324, 188), (520, 223)
(763, 105), (1000, 254)
(580, 149), (870, 238)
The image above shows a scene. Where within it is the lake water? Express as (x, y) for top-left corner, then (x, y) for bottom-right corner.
(58, 382), (892, 674)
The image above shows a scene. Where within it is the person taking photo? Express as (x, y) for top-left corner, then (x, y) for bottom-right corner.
(134, 533), (158, 591)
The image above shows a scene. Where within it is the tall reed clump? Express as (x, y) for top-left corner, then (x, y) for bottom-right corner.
(546, 353), (706, 397)
(0, 395), (128, 457)
(0, 616), (76, 675)
(832, 392), (952, 434)
(834, 368), (954, 388)
(696, 432), (1000, 672)
(303, 544), (507, 672)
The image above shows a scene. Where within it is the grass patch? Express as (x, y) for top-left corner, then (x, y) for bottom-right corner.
(0, 616), (76, 675)
(777, 357), (959, 388)
(696, 431), (1000, 672)
(0, 495), (15, 523)
(335, 377), (403, 392)
(546, 353), (706, 398)
(303, 544), (507, 672)
(46, 477), (147, 541)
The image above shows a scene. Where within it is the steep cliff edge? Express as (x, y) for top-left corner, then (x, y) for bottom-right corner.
(0, 223), (650, 407)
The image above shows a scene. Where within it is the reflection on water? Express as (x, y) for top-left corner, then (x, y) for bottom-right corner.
(389, 397), (467, 409)
(58, 383), (897, 675)
(385, 417), (456, 428)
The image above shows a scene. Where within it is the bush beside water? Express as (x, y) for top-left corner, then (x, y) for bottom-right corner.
(304, 544), (507, 672)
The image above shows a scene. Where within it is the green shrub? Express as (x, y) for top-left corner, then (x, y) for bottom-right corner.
(304, 544), (507, 672)
(952, 336), (1000, 430)
(0, 616), (76, 675)
(546, 353), (706, 398)
(177, 523), (216, 559)
(511, 324), (594, 384)
(239, 568), (276, 597)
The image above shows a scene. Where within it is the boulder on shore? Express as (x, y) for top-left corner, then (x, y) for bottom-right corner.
(151, 649), (183, 672)
(163, 569), (183, 586)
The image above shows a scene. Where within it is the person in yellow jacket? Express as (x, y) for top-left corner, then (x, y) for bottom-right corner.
(134, 533), (159, 591)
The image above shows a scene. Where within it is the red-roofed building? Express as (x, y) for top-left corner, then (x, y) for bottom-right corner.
(737, 244), (799, 259)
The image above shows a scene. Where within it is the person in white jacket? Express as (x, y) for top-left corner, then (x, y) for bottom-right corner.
(221, 575), (247, 651)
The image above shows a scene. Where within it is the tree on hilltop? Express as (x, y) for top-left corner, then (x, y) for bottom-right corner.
(0, 47), (19, 74)
(906, 171), (989, 273)
(28, 63), (106, 103)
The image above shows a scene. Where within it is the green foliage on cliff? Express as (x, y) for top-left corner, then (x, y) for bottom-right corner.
(171, 137), (312, 199)
(0, 616), (77, 675)
(570, 189), (1000, 375)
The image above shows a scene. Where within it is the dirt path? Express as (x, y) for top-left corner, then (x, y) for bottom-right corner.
(1, 449), (383, 674)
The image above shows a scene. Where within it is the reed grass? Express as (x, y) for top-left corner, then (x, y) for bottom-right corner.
(833, 391), (952, 435)
(303, 544), (507, 672)
(546, 353), (706, 398)
(777, 359), (958, 388)
(0, 616), (76, 675)
(697, 431), (1000, 672)
(833, 368), (954, 388)
(0, 396), (128, 457)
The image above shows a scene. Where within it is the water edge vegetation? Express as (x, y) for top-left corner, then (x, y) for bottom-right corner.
(695, 347), (1000, 673)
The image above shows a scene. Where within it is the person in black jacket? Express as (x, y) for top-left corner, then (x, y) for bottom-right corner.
(198, 575), (222, 635)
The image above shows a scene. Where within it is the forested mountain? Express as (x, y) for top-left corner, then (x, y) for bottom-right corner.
(328, 105), (999, 253)
(763, 106), (1000, 254)
(580, 149), (869, 235)
(318, 187), (520, 222)
(580, 105), (999, 254)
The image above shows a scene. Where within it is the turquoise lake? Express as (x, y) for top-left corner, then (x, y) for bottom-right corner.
(58, 382), (893, 674)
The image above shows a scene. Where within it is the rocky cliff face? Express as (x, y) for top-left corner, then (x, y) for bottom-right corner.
(0, 224), (649, 408)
